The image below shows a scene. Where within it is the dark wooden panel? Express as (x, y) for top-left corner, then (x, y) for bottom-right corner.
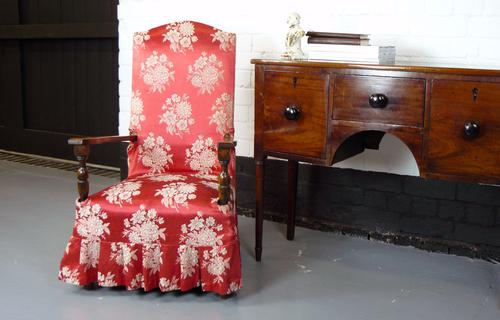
(427, 80), (500, 180)
(80, 39), (118, 136)
(35, 0), (60, 24)
(334, 75), (425, 127)
(0, 0), (119, 166)
(70, 0), (117, 23)
(262, 71), (329, 159)
(22, 40), (55, 132)
(22, 38), (118, 137)
(19, 0), (117, 24)
(0, 23), (118, 39)
(0, 1), (21, 127)
(74, 39), (88, 134)
(0, 40), (23, 128)
(62, 39), (77, 131)
(0, 1), (19, 24)
(87, 40), (104, 135)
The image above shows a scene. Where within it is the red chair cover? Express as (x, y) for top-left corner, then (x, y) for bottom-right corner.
(59, 21), (241, 296)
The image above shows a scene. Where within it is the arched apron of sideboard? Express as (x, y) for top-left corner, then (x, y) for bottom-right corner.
(328, 125), (424, 176)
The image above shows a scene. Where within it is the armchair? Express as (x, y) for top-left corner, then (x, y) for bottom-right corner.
(59, 21), (241, 296)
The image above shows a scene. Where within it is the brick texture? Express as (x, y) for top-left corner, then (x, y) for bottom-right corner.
(404, 176), (456, 200)
(387, 194), (412, 213)
(457, 183), (500, 206)
(439, 200), (465, 221)
(411, 198), (438, 217)
(235, 157), (500, 261)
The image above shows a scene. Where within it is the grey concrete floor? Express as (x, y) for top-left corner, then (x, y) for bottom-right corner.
(1, 159), (499, 320)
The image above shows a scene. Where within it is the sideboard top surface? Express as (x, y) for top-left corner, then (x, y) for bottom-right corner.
(251, 59), (500, 76)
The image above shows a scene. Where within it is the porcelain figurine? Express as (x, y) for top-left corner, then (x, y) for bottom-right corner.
(283, 12), (306, 60)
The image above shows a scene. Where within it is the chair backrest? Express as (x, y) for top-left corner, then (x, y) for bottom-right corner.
(127, 21), (236, 177)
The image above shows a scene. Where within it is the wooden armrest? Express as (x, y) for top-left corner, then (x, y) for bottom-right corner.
(217, 135), (237, 205)
(70, 135), (137, 201)
(68, 135), (137, 145)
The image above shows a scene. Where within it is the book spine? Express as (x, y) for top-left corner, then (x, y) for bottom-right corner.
(307, 44), (388, 55)
(308, 50), (396, 64)
(308, 43), (394, 51)
(307, 52), (395, 64)
(306, 31), (370, 39)
(307, 37), (370, 45)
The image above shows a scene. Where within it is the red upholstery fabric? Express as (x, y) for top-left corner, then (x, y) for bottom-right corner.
(59, 21), (240, 295)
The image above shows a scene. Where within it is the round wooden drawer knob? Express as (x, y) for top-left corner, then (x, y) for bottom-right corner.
(283, 106), (301, 120)
(464, 121), (480, 138)
(369, 93), (389, 108)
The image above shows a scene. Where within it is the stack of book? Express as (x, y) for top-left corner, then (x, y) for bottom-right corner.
(306, 31), (396, 64)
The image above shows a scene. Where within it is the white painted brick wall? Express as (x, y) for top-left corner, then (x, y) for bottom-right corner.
(118, 0), (500, 176)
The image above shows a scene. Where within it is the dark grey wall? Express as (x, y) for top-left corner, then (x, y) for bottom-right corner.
(235, 156), (500, 261)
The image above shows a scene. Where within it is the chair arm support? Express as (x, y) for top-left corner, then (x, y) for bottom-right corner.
(70, 135), (137, 201)
(217, 137), (237, 205)
(73, 145), (90, 202)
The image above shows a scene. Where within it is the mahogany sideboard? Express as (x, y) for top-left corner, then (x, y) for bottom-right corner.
(251, 59), (500, 261)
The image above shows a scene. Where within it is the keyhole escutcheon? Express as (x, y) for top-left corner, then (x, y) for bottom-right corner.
(472, 87), (479, 102)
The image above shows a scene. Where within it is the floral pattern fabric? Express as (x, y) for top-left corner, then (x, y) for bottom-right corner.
(137, 133), (173, 174)
(75, 202), (110, 270)
(163, 21), (198, 54)
(185, 136), (218, 175)
(210, 93), (234, 136)
(141, 51), (175, 93)
(159, 93), (195, 137)
(133, 31), (150, 49)
(179, 212), (229, 283)
(59, 21), (239, 296)
(188, 52), (224, 94)
(103, 180), (142, 206)
(155, 182), (197, 211)
(130, 90), (146, 131)
(110, 242), (138, 272)
(211, 29), (236, 52)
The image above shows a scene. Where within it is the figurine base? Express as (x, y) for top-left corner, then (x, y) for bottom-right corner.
(281, 52), (308, 61)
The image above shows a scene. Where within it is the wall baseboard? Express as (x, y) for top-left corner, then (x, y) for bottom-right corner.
(234, 156), (500, 262)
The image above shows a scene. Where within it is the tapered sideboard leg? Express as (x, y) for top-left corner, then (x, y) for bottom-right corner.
(287, 160), (298, 240)
(255, 158), (265, 261)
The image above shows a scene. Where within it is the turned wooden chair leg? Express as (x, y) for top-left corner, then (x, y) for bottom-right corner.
(287, 160), (298, 241)
(74, 145), (90, 202)
(255, 158), (265, 261)
(217, 136), (236, 205)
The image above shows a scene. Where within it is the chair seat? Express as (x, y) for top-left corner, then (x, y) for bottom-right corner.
(59, 172), (241, 295)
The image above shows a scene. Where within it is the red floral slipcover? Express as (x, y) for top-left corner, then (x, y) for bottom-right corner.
(59, 21), (241, 295)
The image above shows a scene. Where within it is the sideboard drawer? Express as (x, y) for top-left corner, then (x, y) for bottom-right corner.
(427, 80), (500, 178)
(334, 75), (425, 127)
(262, 71), (329, 159)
